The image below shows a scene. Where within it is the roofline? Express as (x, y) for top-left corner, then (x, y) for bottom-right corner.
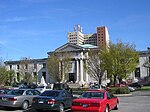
(4, 58), (47, 65)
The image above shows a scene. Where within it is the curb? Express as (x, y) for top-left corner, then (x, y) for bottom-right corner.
(115, 94), (132, 97)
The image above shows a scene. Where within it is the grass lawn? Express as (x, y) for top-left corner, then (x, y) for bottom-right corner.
(137, 86), (150, 91)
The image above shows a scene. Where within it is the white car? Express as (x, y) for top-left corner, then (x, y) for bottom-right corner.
(128, 86), (135, 92)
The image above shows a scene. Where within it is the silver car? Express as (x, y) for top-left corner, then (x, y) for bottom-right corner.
(0, 89), (41, 110)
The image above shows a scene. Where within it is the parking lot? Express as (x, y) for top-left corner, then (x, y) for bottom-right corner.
(0, 91), (150, 112)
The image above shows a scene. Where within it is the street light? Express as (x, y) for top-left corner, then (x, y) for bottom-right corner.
(147, 47), (150, 77)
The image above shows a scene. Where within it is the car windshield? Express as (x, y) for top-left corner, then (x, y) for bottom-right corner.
(7, 90), (24, 96)
(80, 92), (104, 99)
(40, 91), (59, 97)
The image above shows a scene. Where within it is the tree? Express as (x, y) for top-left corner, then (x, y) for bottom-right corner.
(47, 54), (60, 82)
(85, 49), (107, 86)
(101, 41), (139, 86)
(19, 57), (34, 85)
(47, 52), (72, 83)
(0, 66), (8, 85)
(0, 57), (15, 85)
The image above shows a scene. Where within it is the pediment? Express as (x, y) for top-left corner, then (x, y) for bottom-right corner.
(54, 43), (83, 52)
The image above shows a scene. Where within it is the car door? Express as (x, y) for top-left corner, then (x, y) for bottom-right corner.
(61, 91), (67, 106)
(61, 91), (72, 108)
(25, 90), (34, 105)
(106, 92), (114, 110)
(110, 93), (118, 109)
(65, 91), (73, 107)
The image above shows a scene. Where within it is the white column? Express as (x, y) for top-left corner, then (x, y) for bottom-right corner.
(85, 60), (88, 82)
(79, 59), (84, 84)
(76, 59), (79, 82)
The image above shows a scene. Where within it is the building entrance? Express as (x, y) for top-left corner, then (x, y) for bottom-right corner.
(69, 73), (75, 83)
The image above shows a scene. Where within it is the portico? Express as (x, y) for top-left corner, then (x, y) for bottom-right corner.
(47, 43), (94, 84)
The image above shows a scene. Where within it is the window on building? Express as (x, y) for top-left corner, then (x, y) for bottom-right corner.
(34, 64), (37, 69)
(17, 73), (20, 82)
(135, 68), (140, 78)
(25, 64), (28, 69)
(17, 65), (20, 69)
(43, 63), (46, 68)
(10, 65), (12, 70)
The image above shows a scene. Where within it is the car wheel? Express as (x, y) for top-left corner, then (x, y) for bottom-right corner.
(114, 102), (119, 110)
(21, 101), (29, 110)
(58, 103), (64, 112)
(105, 105), (109, 112)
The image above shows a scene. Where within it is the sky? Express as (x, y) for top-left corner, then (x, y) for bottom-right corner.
(0, 0), (150, 61)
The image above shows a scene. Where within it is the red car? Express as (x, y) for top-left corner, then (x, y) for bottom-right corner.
(71, 90), (119, 112)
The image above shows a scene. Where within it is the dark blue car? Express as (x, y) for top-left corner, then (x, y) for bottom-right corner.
(32, 90), (73, 112)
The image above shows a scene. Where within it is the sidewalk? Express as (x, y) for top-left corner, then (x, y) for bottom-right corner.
(73, 93), (132, 98)
(114, 93), (132, 97)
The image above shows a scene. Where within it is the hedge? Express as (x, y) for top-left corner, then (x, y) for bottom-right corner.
(108, 86), (130, 94)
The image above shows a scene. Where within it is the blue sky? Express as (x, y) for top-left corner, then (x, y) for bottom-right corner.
(0, 0), (150, 61)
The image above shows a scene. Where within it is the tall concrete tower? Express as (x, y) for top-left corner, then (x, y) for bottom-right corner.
(97, 26), (110, 48)
(68, 25), (84, 45)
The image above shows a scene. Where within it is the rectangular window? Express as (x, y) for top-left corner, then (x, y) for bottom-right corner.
(43, 63), (46, 68)
(17, 73), (20, 82)
(34, 64), (37, 69)
(10, 65), (12, 70)
(25, 64), (28, 69)
(17, 65), (20, 69)
(135, 68), (140, 78)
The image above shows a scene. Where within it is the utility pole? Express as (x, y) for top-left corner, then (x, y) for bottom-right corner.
(147, 47), (150, 76)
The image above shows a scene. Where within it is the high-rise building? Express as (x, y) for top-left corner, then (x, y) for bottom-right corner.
(68, 25), (84, 45)
(84, 33), (97, 46)
(68, 25), (110, 47)
(97, 26), (110, 47)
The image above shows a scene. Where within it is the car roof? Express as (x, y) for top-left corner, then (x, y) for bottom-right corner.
(16, 89), (36, 91)
(87, 89), (106, 93)
(44, 90), (66, 92)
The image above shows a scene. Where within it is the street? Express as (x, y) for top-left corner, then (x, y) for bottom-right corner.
(0, 91), (150, 112)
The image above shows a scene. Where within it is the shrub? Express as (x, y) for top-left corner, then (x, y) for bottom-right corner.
(72, 87), (88, 95)
(108, 86), (130, 94)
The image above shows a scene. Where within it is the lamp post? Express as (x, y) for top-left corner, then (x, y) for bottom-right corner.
(147, 47), (150, 76)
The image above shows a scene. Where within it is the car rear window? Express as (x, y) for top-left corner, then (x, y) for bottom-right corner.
(81, 92), (104, 99)
(40, 91), (59, 97)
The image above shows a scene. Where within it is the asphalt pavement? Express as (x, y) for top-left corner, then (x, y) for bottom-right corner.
(0, 91), (150, 112)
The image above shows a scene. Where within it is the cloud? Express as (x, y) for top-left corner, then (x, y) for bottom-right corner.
(113, 15), (150, 28)
(5, 16), (27, 22)
(0, 16), (52, 23)
(0, 39), (24, 53)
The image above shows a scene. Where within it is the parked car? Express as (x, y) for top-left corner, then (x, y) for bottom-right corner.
(0, 88), (12, 95)
(36, 86), (51, 93)
(53, 83), (72, 94)
(128, 82), (143, 88)
(71, 90), (119, 112)
(0, 89), (41, 110)
(128, 86), (135, 92)
(32, 90), (73, 112)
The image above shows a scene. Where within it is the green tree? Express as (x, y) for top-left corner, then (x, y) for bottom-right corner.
(0, 66), (8, 85)
(85, 49), (107, 86)
(19, 57), (34, 85)
(47, 54), (60, 82)
(7, 70), (15, 85)
(47, 52), (72, 83)
(101, 41), (139, 86)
